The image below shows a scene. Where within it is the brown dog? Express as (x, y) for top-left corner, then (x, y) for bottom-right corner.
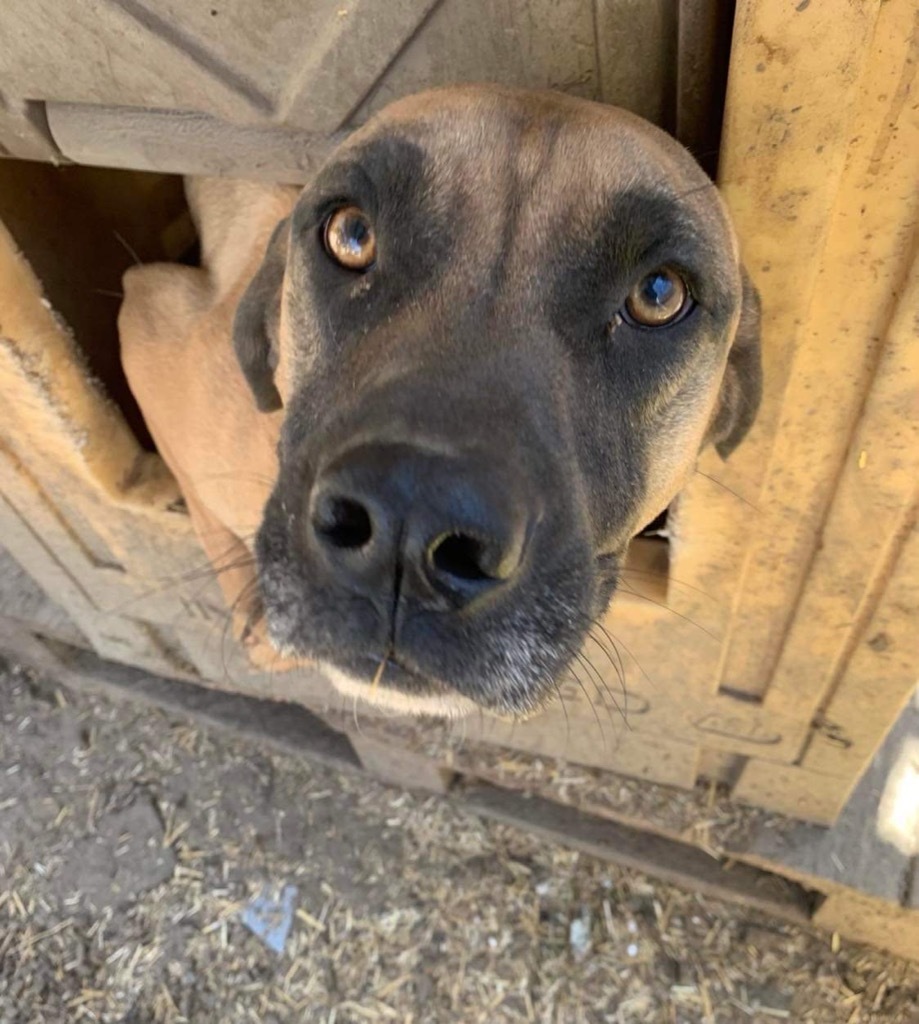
(121, 85), (761, 716)
(120, 178), (298, 666)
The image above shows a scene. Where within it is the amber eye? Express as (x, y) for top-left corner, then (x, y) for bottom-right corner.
(623, 267), (691, 327)
(323, 205), (376, 270)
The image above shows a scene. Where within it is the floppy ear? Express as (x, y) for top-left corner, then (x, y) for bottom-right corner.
(232, 216), (289, 413)
(708, 268), (763, 459)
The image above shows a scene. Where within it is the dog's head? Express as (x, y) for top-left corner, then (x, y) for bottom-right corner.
(233, 86), (761, 717)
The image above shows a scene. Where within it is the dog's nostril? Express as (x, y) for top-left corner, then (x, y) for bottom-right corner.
(313, 496), (373, 550)
(429, 533), (498, 583)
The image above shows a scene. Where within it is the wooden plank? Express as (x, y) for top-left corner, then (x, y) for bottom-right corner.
(47, 103), (334, 182)
(675, 0), (734, 175)
(348, 731), (456, 794)
(594, 0), (676, 128)
(527, 613), (809, 763)
(762, 253), (919, 747)
(0, 94), (60, 161)
(908, 861), (919, 912)
(0, 487), (185, 674)
(794, 517), (919, 779)
(169, 621), (335, 711)
(0, 444), (209, 646)
(723, 761), (852, 827)
(812, 893), (919, 966)
(715, 0), (919, 700)
(738, 704), (918, 896)
(0, 0), (271, 122)
(0, 624), (360, 775)
(354, 0), (601, 120)
(734, 520), (919, 821)
(279, 0), (440, 130)
(462, 781), (813, 926)
(461, 710), (701, 790)
(0, 545), (85, 647)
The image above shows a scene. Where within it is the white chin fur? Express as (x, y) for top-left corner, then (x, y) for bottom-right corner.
(320, 662), (478, 719)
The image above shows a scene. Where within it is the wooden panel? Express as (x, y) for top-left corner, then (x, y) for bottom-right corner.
(740, 702), (919, 896)
(760, 257), (919, 748)
(22, 0), (689, 176)
(0, 1), (714, 180)
(596, 0), (676, 127)
(0, 546), (85, 647)
(798, 519), (919, 775)
(0, 94), (61, 161)
(714, 0), (919, 699)
(675, 0), (734, 174)
(348, 732), (456, 794)
(47, 103), (334, 183)
(464, 783), (812, 925)
(464, 710), (701, 790)
(0, 0), (269, 121)
(0, 0), (438, 132)
(812, 893), (919, 966)
(354, 0), (600, 120)
(0, 484), (184, 673)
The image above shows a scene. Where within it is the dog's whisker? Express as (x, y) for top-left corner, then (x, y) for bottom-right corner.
(590, 619), (656, 690)
(574, 649), (627, 732)
(618, 566), (718, 602)
(351, 691), (364, 737)
(584, 625), (626, 693)
(215, 576), (263, 685)
(551, 677), (572, 751)
(113, 229), (142, 266)
(585, 626), (629, 727)
(98, 550), (258, 617)
(615, 583), (721, 643)
(693, 467), (760, 512)
(369, 647), (390, 699)
(580, 633), (626, 722)
(567, 661), (608, 751)
(675, 180), (718, 200)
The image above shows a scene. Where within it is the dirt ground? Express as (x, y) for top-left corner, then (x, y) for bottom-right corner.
(2, 657), (919, 1024)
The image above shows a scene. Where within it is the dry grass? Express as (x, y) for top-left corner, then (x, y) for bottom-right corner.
(1, 658), (918, 1023)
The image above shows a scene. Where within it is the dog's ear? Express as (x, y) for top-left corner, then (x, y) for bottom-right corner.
(708, 268), (763, 459)
(232, 217), (289, 413)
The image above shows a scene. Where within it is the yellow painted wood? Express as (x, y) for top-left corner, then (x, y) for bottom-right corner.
(813, 893), (919, 965)
(716, 0), (906, 698)
(762, 256), (919, 733)
(799, 515), (919, 777)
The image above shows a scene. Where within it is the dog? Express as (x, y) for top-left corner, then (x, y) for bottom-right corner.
(121, 85), (761, 717)
(120, 177), (297, 668)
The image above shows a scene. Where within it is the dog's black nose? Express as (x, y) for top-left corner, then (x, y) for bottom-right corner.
(308, 443), (531, 608)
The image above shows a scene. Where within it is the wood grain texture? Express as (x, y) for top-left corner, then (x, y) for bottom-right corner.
(738, 704), (919, 894)
(0, 545), (85, 647)
(714, 0), (919, 702)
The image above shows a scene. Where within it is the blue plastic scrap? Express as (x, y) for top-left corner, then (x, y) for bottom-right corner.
(239, 884), (299, 954)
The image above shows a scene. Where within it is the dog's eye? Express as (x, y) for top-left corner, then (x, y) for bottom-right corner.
(323, 206), (377, 270)
(622, 267), (691, 327)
